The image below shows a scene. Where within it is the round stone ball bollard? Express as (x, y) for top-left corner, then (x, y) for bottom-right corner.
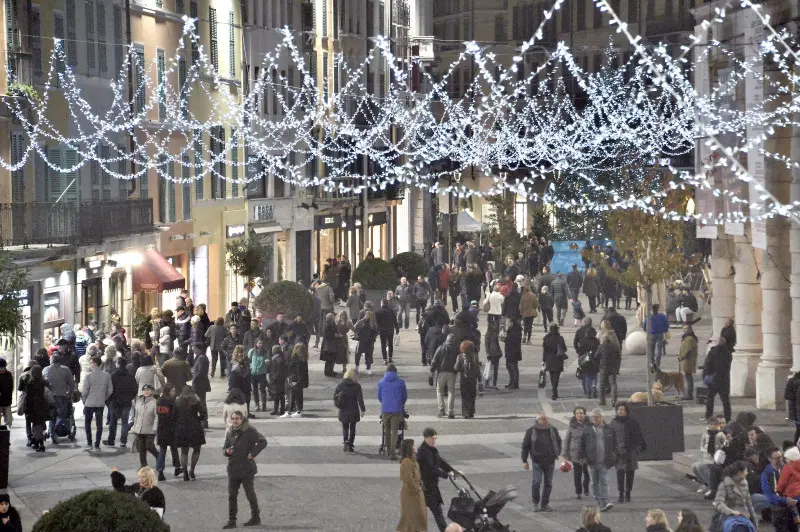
(624, 330), (647, 356)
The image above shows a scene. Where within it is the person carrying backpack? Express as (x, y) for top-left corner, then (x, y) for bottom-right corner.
(454, 340), (480, 419)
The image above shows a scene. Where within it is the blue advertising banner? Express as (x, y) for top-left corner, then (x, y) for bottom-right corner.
(549, 240), (612, 275)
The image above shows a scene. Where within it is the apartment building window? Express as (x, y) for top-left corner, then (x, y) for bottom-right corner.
(366, 0), (374, 37)
(379, 72), (385, 100)
(322, 53), (329, 101)
(209, 7), (219, 70)
(246, 152), (265, 198)
(210, 126), (226, 199)
(5, 0), (19, 53)
(287, 66), (295, 106)
(178, 57), (187, 118)
(117, 144), (128, 190)
(273, 0), (279, 28)
(461, 17), (468, 42)
(576, 0), (586, 30)
(97, 2), (107, 74)
(168, 163), (176, 222)
(609, 0), (621, 18)
(54, 12), (66, 86)
(231, 128), (239, 197)
(139, 166), (149, 200)
(158, 155), (168, 221)
(157, 49), (166, 121)
(65, 0), (77, 65)
(228, 11), (235, 77)
(561, 0), (571, 33)
(90, 160), (101, 201)
(134, 44), (146, 112)
(86, 1), (96, 72)
(194, 129), (204, 200)
(646, 0), (654, 19)
(273, 167), (285, 198)
(31, 9), (42, 79)
(271, 69), (279, 113)
(378, 1), (384, 35)
(100, 145), (111, 199)
(664, 0), (673, 17)
(592, 0), (601, 28)
(365, 62), (372, 95)
(240, 0), (246, 23)
(494, 15), (505, 42)
(322, 0), (328, 37)
(190, 2), (199, 63)
(287, 0), (293, 27)
(47, 147), (79, 203)
(593, 52), (603, 72)
(628, 0), (638, 22)
(332, 0), (338, 38)
(113, 6), (123, 78)
(176, 0), (184, 13)
(10, 132), (25, 202)
(182, 155), (191, 219)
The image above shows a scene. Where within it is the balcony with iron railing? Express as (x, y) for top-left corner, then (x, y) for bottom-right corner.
(0, 199), (154, 248)
(645, 13), (696, 37)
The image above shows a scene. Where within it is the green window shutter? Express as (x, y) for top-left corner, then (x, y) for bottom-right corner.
(97, 2), (107, 74)
(190, 2), (199, 63)
(168, 161), (176, 222)
(194, 129), (204, 200)
(157, 49), (166, 120)
(64, 148), (79, 203)
(217, 127), (226, 198)
(10, 132), (24, 202)
(134, 44), (145, 112)
(48, 148), (62, 201)
(91, 159), (100, 201)
(231, 127), (238, 197)
(228, 11), (235, 78)
(178, 57), (187, 118)
(209, 7), (218, 70)
(65, 0), (77, 66)
(182, 155), (191, 219)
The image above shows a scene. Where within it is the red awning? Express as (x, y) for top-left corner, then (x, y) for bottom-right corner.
(132, 249), (185, 292)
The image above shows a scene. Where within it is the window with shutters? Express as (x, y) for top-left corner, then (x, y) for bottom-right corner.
(117, 145), (128, 196)
(47, 148), (62, 202)
(494, 15), (505, 42)
(379, 72), (385, 100)
(5, 0), (19, 54)
(10, 132), (25, 202)
(322, 53), (328, 101)
(134, 44), (146, 113)
(46, 148), (79, 203)
(646, 0), (654, 19)
(230, 128), (239, 197)
(168, 162), (176, 222)
(158, 155), (168, 221)
(576, 0), (586, 30)
(378, 1), (384, 35)
(31, 8), (42, 80)
(178, 57), (187, 118)
(100, 145), (111, 199)
(628, 0), (638, 21)
(140, 169), (149, 200)
(157, 49), (166, 121)
(182, 155), (191, 219)
(190, 2), (199, 63)
(176, 0), (184, 13)
(366, 0), (373, 37)
(561, 0), (571, 33)
(272, 0), (278, 28)
(287, 0), (293, 28)
(209, 7), (218, 70)
(65, 0), (77, 66)
(97, 2), (107, 74)
(113, 7), (123, 79)
(194, 129), (204, 200)
(210, 126), (225, 199)
(366, 62), (372, 95)
(228, 11), (235, 77)
(272, 69), (279, 114)
(287, 67), (294, 106)
(321, 0), (327, 37)
(91, 159), (101, 201)
(86, 1), (96, 72)
(54, 13), (66, 86)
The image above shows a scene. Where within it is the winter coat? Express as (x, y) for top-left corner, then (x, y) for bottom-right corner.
(175, 314), (191, 347)
(430, 335), (459, 374)
(377, 371), (407, 414)
(223, 421), (268, 478)
(607, 313), (628, 345)
(424, 325), (446, 362)
(135, 364), (162, 395)
(161, 358), (192, 397)
(721, 324), (737, 351)
(777, 458), (800, 498)
(205, 324), (227, 351)
(679, 333), (699, 374)
(228, 362), (252, 394)
(519, 292), (538, 318)
(192, 353), (211, 393)
(486, 291), (504, 316)
(174, 395), (207, 447)
(785, 374), (800, 422)
(413, 281), (432, 302)
(538, 293), (554, 311)
(156, 396), (177, 446)
(24, 378), (51, 425)
(503, 290), (521, 320)
(0, 504), (22, 532)
(288, 353), (309, 389)
(550, 277), (569, 303)
(454, 350), (481, 385)
(335, 378), (365, 424)
(131, 395), (157, 435)
(100, 350), (121, 374)
(484, 327), (503, 361)
(242, 327), (263, 356)
(542, 332), (567, 372)
(521, 421), (563, 465)
(158, 326), (172, 355)
(504, 324), (523, 363)
(417, 441), (454, 507)
(110, 368), (138, 408)
(41, 363), (74, 399)
(321, 322), (340, 361)
(596, 337), (621, 375)
(266, 351), (288, 394)
(579, 329), (601, 373)
(346, 294), (361, 322)
(581, 275), (597, 299)
(355, 319), (378, 356)
(452, 311), (479, 348)
(375, 306), (398, 334)
(82, 368), (114, 408)
(220, 333), (242, 361)
(395, 283), (413, 304)
(110, 471), (166, 510)
(714, 475), (755, 519)
(190, 322), (206, 349)
(566, 270), (583, 292)
(316, 282), (336, 311)
(581, 423), (616, 468)
(610, 415), (645, 470)
(563, 417), (589, 463)
(78, 354), (94, 393)
(247, 348), (269, 376)
(703, 344), (733, 393)
(397, 457), (428, 532)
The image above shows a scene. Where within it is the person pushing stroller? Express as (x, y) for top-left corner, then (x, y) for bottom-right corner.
(417, 427), (463, 531)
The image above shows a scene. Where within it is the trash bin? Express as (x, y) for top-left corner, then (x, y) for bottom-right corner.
(0, 426), (9, 488)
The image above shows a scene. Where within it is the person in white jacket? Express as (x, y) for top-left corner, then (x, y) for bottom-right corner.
(135, 354), (163, 396)
(78, 344), (98, 394)
(158, 326), (172, 365)
(131, 384), (159, 468)
(486, 285), (505, 326)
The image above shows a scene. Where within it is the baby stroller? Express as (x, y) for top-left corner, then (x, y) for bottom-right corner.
(448, 474), (517, 531)
(378, 410), (409, 455)
(50, 398), (77, 443)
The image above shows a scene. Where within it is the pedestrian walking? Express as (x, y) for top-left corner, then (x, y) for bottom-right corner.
(41, 354), (74, 444)
(346, 286), (361, 323)
(355, 310), (379, 375)
(228, 347), (253, 417)
(268, 345), (288, 417)
(610, 402), (646, 503)
(417, 427), (461, 532)
(378, 364), (408, 460)
(414, 276), (433, 324)
(220, 324), (243, 376)
(376, 299), (399, 365)
(539, 287), (554, 332)
(679, 324), (699, 401)
(247, 339), (269, 412)
(223, 388), (248, 426)
(321, 313), (341, 378)
(542, 324), (567, 400)
(703, 336), (733, 422)
(710, 461), (757, 531)
(521, 414), (563, 512)
(396, 439), (428, 532)
(643, 304), (670, 368)
(564, 406), (590, 499)
(550, 273), (570, 326)
(484, 320), (502, 390)
(567, 264), (584, 301)
(82, 355), (113, 450)
(131, 383), (159, 467)
(161, 348), (192, 397)
(395, 277), (413, 330)
(581, 409), (616, 512)
(174, 385), (206, 481)
(78, 344), (96, 392)
(504, 318), (522, 390)
(135, 355), (163, 396)
(576, 505), (612, 532)
(192, 345), (211, 426)
(205, 317), (228, 378)
(454, 340), (480, 419)
(334, 367), (366, 453)
(484, 285), (504, 326)
(222, 410), (268, 529)
(103, 357), (137, 448)
(23, 365), (51, 452)
(242, 319), (262, 358)
(336, 310), (353, 373)
(597, 322), (621, 407)
(519, 286), (538, 344)
(430, 333), (458, 419)
(287, 343), (309, 418)
(155, 383), (182, 481)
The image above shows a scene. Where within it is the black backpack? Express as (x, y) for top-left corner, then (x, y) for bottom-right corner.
(333, 386), (343, 409)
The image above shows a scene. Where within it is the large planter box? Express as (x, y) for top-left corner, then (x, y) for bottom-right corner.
(628, 401), (685, 461)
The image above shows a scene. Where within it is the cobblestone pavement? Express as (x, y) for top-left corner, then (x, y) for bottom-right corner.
(4, 301), (794, 531)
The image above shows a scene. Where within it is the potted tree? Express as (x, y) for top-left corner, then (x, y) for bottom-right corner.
(32, 490), (171, 531)
(352, 258), (399, 305)
(225, 235), (273, 291)
(389, 252), (427, 282)
(254, 280), (315, 324)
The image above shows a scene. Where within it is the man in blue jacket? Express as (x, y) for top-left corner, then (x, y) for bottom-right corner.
(757, 446), (798, 530)
(377, 364), (408, 461)
(642, 304), (670, 367)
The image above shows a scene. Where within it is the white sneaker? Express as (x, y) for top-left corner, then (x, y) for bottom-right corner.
(367, 369), (373, 375)
(290, 412), (303, 418)
(696, 487), (705, 493)
(280, 412), (291, 418)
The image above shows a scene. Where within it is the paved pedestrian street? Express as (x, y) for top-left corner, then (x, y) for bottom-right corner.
(6, 306), (794, 531)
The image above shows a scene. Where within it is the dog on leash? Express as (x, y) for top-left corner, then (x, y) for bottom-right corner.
(651, 364), (685, 397)
(630, 382), (665, 403)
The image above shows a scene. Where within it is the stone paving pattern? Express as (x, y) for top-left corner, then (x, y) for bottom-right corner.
(4, 301), (795, 531)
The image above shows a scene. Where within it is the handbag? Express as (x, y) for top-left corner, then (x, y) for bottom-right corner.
(348, 338), (360, 355)
(538, 367), (547, 389)
(394, 334), (400, 346)
(557, 344), (568, 361)
(16, 392), (27, 415)
(482, 362), (492, 384)
(703, 374), (715, 387)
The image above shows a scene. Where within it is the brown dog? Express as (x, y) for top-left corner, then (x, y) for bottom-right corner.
(651, 365), (685, 396)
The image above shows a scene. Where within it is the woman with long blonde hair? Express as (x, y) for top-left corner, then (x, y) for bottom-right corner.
(576, 505), (611, 532)
(334, 367), (366, 452)
(645, 508), (672, 531)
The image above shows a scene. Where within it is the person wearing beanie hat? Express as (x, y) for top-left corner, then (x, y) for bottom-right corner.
(776, 447), (800, 525)
(0, 493), (22, 530)
(0, 357), (12, 428)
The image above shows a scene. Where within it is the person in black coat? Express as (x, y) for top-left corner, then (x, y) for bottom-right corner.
(287, 343), (309, 417)
(542, 324), (567, 400)
(105, 358), (138, 447)
(610, 402), (645, 503)
(173, 385), (207, 481)
(375, 299), (399, 365)
(605, 308), (627, 346)
(192, 345), (211, 427)
(721, 318), (737, 351)
(416, 427), (460, 532)
(504, 318), (523, 389)
(223, 413), (268, 529)
(424, 324), (446, 367)
(320, 313), (340, 378)
(703, 336), (733, 422)
(268, 345), (288, 416)
(334, 368), (366, 453)
(503, 284), (522, 321)
(24, 365), (51, 452)
(189, 316), (206, 363)
(354, 312), (379, 373)
(0, 493), (22, 532)
(155, 384), (181, 481)
(110, 466), (166, 511)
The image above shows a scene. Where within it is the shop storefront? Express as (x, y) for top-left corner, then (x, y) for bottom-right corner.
(315, 214), (344, 278)
(132, 248), (186, 315)
(41, 270), (73, 347)
(367, 211), (388, 259)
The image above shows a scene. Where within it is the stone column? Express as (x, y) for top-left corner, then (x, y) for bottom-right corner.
(710, 237), (735, 337)
(791, 127), (800, 372)
(730, 234), (761, 398)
